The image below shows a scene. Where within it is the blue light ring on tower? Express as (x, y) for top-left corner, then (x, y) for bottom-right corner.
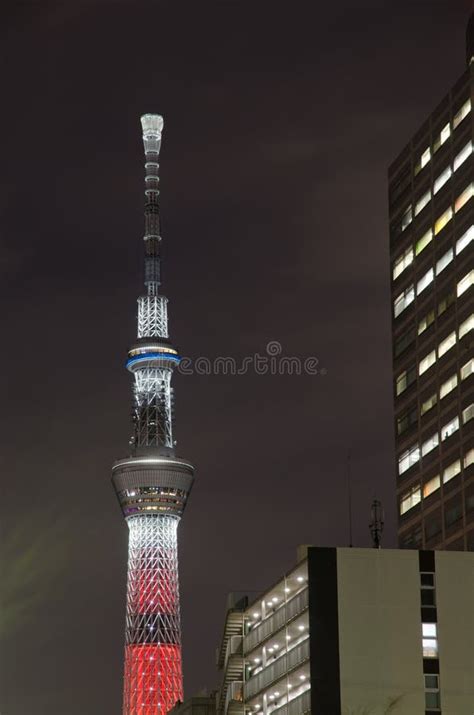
(126, 351), (181, 371)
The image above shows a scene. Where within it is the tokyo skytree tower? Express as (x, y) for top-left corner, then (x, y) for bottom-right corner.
(112, 114), (194, 715)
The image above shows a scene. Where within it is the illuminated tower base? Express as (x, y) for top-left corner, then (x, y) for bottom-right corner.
(113, 456), (194, 714)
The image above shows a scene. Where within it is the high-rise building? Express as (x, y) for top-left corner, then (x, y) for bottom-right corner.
(112, 115), (195, 715)
(389, 15), (474, 550)
(217, 546), (474, 715)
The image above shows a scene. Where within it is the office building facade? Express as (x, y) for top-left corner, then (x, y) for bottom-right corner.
(389, 16), (474, 550)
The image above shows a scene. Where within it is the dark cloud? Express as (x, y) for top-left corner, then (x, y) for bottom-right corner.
(0, 1), (471, 713)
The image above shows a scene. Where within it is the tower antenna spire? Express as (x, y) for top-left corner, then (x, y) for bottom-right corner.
(369, 498), (384, 549)
(112, 114), (195, 715)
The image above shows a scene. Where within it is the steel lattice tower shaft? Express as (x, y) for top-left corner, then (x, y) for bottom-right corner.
(112, 115), (194, 715)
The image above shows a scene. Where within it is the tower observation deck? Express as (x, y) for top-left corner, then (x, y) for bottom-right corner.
(112, 115), (194, 715)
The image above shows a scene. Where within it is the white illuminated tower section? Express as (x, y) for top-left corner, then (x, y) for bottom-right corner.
(112, 114), (194, 715)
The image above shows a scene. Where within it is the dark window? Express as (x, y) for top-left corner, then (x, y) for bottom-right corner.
(397, 405), (417, 435)
(445, 498), (463, 528)
(425, 513), (442, 540)
(400, 526), (422, 548)
(395, 326), (416, 357)
(466, 487), (474, 513)
(421, 573), (434, 587)
(467, 529), (474, 551)
(425, 691), (440, 709)
(438, 289), (456, 317)
(421, 589), (436, 606)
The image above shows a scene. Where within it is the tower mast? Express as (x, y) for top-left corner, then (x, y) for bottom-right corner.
(112, 115), (195, 715)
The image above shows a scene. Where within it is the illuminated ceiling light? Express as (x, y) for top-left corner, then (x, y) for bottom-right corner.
(286, 634), (291, 640)
(298, 625), (305, 631)
(297, 576), (304, 582)
(268, 647), (274, 653)
(274, 692), (280, 697)
(284, 587), (290, 593)
(273, 643), (279, 649)
(272, 596), (278, 603)
(288, 684), (292, 689)
(253, 658), (260, 663)
(253, 612), (259, 618)
(269, 695), (274, 701)
(266, 601), (273, 607)
(299, 675), (306, 681)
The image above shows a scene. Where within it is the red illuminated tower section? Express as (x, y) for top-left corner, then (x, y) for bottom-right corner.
(112, 114), (194, 715)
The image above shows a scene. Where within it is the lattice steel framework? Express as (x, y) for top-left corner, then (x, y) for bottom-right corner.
(138, 296), (169, 339)
(123, 516), (182, 715)
(112, 114), (195, 715)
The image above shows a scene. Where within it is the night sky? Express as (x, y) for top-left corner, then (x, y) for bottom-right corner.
(1, 1), (472, 713)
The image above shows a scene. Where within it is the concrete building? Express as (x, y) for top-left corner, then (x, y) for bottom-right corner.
(217, 546), (474, 715)
(169, 694), (217, 715)
(389, 14), (474, 550)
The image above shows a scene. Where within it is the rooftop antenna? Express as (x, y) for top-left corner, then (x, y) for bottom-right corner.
(369, 498), (384, 549)
(347, 450), (353, 547)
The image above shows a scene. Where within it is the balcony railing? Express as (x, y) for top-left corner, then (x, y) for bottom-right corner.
(244, 589), (308, 652)
(244, 639), (309, 700)
(271, 688), (311, 715)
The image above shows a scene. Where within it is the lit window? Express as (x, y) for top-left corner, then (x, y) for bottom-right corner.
(417, 268), (434, 295)
(456, 225), (474, 254)
(415, 228), (433, 256)
(454, 141), (473, 171)
(453, 98), (471, 129)
(421, 392), (437, 415)
(394, 286), (415, 318)
(423, 475), (440, 498)
(418, 309), (435, 336)
(434, 166), (452, 194)
(421, 147), (431, 168)
(422, 433), (439, 456)
(441, 416), (459, 441)
(435, 123), (451, 154)
(461, 358), (474, 380)
(459, 314), (474, 339)
(440, 374), (457, 399)
(457, 271), (474, 297)
(401, 205), (413, 232)
(419, 350), (436, 376)
(455, 183), (474, 212)
(443, 459), (461, 484)
(415, 190), (431, 215)
(398, 445), (420, 475)
(434, 207), (453, 235)
(463, 403), (474, 424)
(396, 366), (416, 396)
(422, 623), (438, 657)
(393, 247), (414, 280)
(438, 331), (456, 357)
(436, 248), (453, 275)
(464, 449), (474, 468)
(399, 485), (421, 515)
